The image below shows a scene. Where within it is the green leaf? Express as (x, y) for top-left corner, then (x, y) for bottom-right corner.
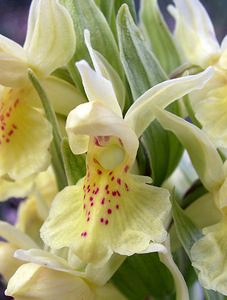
(140, 0), (180, 74)
(28, 70), (67, 190)
(171, 193), (203, 259)
(97, 0), (136, 40)
(112, 252), (175, 299)
(117, 4), (183, 185)
(61, 138), (86, 185)
(60, 0), (124, 89)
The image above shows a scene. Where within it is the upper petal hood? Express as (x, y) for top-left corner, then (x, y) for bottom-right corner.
(169, 0), (220, 67)
(24, 0), (76, 77)
(0, 35), (28, 87)
(66, 101), (139, 163)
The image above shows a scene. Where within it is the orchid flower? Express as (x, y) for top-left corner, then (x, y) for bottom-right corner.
(0, 0), (85, 182)
(40, 30), (213, 265)
(150, 105), (227, 295)
(0, 169), (125, 299)
(169, 0), (227, 148)
(0, 219), (126, 300)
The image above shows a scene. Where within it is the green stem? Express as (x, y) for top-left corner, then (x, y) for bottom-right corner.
(28, 69), (68, 190)
(183, 95), (202, 128)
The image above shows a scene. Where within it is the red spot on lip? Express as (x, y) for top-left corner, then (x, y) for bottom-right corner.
(125, 183), (129, 191)
(97, 169), (102, 175)
(105, 185), (109, 190)
(117, 178), (122, 185)
(89, 196), (93, 202)
(81, 231), (87, 237)
(112, 191), (117, 196)
(107, 209), (112, 214)
(109, 171), (113, 176)
(124, 165), (129, 173)
(100, 218), (104, 223)
(101, 198), (105, 205)
(91, 202), (94, 207)
(8, 130), (14, 136)
(105, 220), (109, 225)
(116, 204), (119, 209)
(111, 176), (115, 181)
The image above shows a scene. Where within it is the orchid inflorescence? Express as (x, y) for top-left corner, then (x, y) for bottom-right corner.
(0, 0), (226, 299)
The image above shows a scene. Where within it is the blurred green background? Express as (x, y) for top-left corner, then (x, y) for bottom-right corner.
(0, 0), (226, 44)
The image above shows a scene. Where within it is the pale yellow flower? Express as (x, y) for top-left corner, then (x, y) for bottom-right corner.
(170, 0), (227, 148)
(41, 41), (213, 265)
(0, 0), (84, 181)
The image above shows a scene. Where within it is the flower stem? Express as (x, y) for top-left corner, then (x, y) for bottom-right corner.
(28, 69), (68, 190)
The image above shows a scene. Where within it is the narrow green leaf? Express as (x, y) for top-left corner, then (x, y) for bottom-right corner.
(97, 0), (136, 41)
(140, 0), (180, 74)
(171, 194), (203, 259)
(61, 0), (124, 86)
(61, 138), (86, 185)
(28, 70), (67, 190)
(112, 253), (175, 299)
(117, 5), (183, 185)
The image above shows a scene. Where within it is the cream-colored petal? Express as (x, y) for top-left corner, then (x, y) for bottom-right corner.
(125, 67), (213, 137)
(33, 166), (58, 220)
(5, 263), (94, 300)
(159, 238), (189, 300)
(0, 35), (28, 87)
(169, 0), (220, 67)
(219, 35), (227, 70)
(0, 242), (22, 282)
(84, 30), (125, 110)
(152, 107), (224, 192)
(24, 0), (76, 76)
(0, 88), (52, 180)
(14, 249), (83, 277)
(0, 221), (38, 249)
(16, 197), (44, 247)
(66, 101), (138, 162)
(85, 254), (126, 285)
(22, 77), (86, 116)
(95, 283), (127, 300)
(76, 60), (122, 116)
(196, 85), (227, 148)
(191, 217), (227, 295)
(40, 76), (86, 115)
(0, 176), (34, 202)
(41, 168), (170, 265)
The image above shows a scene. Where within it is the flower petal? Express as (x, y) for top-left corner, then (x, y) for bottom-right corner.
(95, 283), (127, 300)
(14, 249), (83, 277)
(0, 88), (52, 180)
(191, 217), (227, 295)
(169, 0), (220, 67)
(195, 85), (227, 148)
(41, 170), (170, 265)
(66, 101), (139, 162)
(5, 263), (94, 300)
(25, 76), (86, 116)
(0, 176), (34, 202)
(0, 242), (23, 282)
(0, 221), (38, 249)
(84, 30), (125, 110)
(151, 107), (224, 192)
(24, 0), (76, 76)
(125, 67), (213, 137)
(0, 35), (28, 87)
(76, 60), (122, 116)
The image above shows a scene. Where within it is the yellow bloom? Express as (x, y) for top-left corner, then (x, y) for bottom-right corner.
(149, 105), (227, 295)
(5, 262), (126, 300)
(41, 41), (213, 265)
(0, 0), (84, 181)
(170, 0), (227, 148)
